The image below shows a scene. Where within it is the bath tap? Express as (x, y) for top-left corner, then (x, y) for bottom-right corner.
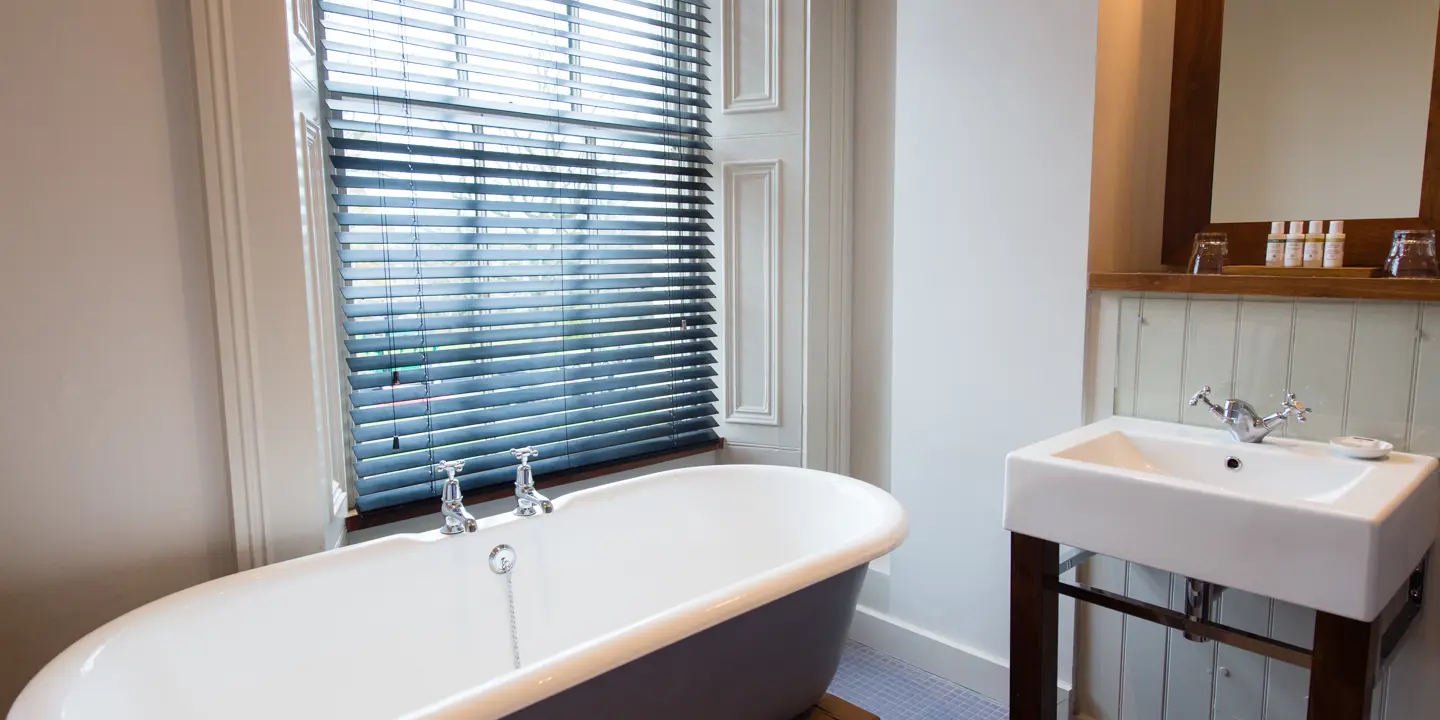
(437, 459), (478, 534)
(510, 447), (553, 517)
(1188, 386), (1309, 443)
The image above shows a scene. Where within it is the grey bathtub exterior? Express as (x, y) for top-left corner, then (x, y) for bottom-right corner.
(504, 565), (868, 720)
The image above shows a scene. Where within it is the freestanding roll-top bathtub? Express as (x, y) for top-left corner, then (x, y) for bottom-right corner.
(10, 465), (906, 719)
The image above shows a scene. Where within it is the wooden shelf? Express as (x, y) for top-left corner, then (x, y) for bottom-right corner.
(1089, 272), (1440, 301)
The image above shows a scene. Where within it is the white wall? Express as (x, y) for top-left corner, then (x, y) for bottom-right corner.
(1079, 293), (1440, 720)
(0, 0), (235, 710)
(1211, 0), (1440, 223)
(850, 0), (897, 492)
(876, 0), (1100, 705)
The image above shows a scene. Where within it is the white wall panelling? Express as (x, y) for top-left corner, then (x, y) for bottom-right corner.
(801, 0), (855, 474)
(723, 0), (781, 113)
(712, 0), (853, 470)
(722, 160), (782, 426)
(291, 0), (314, 52)
(1078, 293), (1440, 720)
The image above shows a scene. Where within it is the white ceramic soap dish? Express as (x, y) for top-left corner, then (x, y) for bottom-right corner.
(1330, 436), (1394, 460)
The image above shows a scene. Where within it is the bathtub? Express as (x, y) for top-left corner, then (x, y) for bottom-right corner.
(9, 464), (905, 719)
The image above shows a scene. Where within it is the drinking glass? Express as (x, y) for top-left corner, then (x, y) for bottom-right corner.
(1384, 230), (1439, 278)
(1188, 232), (1229, 274)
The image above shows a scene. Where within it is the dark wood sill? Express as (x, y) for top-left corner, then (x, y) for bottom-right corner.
(1089, 272), (1440, 301)
(344, 437), (725, 532)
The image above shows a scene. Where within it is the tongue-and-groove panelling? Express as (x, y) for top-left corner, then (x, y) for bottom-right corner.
(1079, 292), (1440, 720)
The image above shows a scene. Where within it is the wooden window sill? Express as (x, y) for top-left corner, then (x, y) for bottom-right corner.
(344, 438), (725, 533)
(1089, 272), (1440, 301)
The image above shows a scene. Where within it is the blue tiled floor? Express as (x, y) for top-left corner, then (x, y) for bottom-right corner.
(827, 641), (1009, 719)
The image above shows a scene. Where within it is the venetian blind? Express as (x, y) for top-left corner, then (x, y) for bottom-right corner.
(321, 0), (716, 512)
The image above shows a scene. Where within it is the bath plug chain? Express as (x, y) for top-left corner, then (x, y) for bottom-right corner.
(506, 572), (520, 670)
(490, 544), (521, 670)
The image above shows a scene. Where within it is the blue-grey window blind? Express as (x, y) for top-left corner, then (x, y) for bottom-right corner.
(321, 0), (717, 512)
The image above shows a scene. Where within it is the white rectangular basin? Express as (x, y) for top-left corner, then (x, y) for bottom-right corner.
(1004, 416), (1439, 620)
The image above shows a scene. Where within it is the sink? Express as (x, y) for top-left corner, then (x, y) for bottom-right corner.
(1004, 416), (1439, 620)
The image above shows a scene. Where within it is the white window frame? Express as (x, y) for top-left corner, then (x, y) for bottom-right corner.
(187, 0), (855, 567)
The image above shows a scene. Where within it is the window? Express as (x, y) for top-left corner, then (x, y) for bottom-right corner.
(320, 0), (716, 512)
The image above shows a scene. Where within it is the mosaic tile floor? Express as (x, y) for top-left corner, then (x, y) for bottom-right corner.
(827, 641), (1009, 720)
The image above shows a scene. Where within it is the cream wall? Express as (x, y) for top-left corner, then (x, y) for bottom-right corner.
(850, 0), (897, 492)
(0, 0), (236, 710)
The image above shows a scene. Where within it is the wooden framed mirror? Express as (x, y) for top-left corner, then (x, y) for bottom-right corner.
(1161, 0), (1440, 268)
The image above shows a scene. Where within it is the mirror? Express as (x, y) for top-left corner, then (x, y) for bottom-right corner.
(1210, 0), (1440, 223)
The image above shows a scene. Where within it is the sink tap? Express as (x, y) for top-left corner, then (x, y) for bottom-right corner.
(1188, 386), (1309, 443)
(437, 459), (478, 534)
(511, 447), (553, 517)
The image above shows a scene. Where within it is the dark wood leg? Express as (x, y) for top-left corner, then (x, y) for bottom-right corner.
(1308, 611), (1381, 720)
(1010, 533), (1059, 720)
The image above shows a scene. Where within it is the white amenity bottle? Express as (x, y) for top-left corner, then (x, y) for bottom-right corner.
(1265, 221), (1286, 267)
(1304, 220), (1325, 268)
(1323, 220), (1346, 268)
(1284, 221), (1305, 268)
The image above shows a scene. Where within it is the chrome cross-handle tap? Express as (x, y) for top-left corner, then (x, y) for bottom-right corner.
(510, 447), (552, 517)
(437, 459), (477, 535)
(1278, 392), (1310, 424)
(1188, 385), (1224, 421)
(1188, 385), (1311, 443)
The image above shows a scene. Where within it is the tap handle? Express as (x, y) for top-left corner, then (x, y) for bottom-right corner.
(510, 447), (539, 466)
(1283, 392), (1309, 423)
(435, 458), (465, 482)
(436, 459), (465, 504)
(1188, 385), (1214, 407)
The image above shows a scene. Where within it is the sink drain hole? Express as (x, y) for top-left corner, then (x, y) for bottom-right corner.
(1225, 456), (1242, 471)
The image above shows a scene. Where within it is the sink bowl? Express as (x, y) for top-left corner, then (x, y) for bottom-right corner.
(1004, 416), (1439, 620)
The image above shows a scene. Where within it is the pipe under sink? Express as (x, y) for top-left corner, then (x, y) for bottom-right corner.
(1183, 578), (1223, 642)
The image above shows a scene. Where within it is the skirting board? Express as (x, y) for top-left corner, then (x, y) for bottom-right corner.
(848, 604), (1071, 719)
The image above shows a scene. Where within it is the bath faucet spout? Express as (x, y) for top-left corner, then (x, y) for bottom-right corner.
(511, 447), (553, 517)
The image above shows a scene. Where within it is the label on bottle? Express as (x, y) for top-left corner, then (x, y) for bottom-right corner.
(1324, 240), (1345, 268)
(1284, 239), (1304, 267)
(1265, 240), (1285, 267)
(1304, 240), (1325, 267)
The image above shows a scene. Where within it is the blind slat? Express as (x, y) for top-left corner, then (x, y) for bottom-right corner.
(326, 98), (711, 150)
(349, 339), (715, 389)
(354, 428), (718, 511)
(318, 22), (709, 95)
(342, 288), (715, 320)
(349, 351), (715, 409)
(355, 404), (717, 486)
(343, 299), (714, 335)
(320, 3), (708, 79)
(344, 313), (714, 353)
(353, 383), (718, 464)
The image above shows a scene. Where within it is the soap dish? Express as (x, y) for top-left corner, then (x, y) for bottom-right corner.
(1330, 436), (1394, 460)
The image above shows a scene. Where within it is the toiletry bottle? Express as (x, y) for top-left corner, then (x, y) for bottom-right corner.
(1284, 221), (1305, 268)
(1324, 220), (1346, 268)
(1265, 221), (1286, 267)
(1304, 220), (1325, 268)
